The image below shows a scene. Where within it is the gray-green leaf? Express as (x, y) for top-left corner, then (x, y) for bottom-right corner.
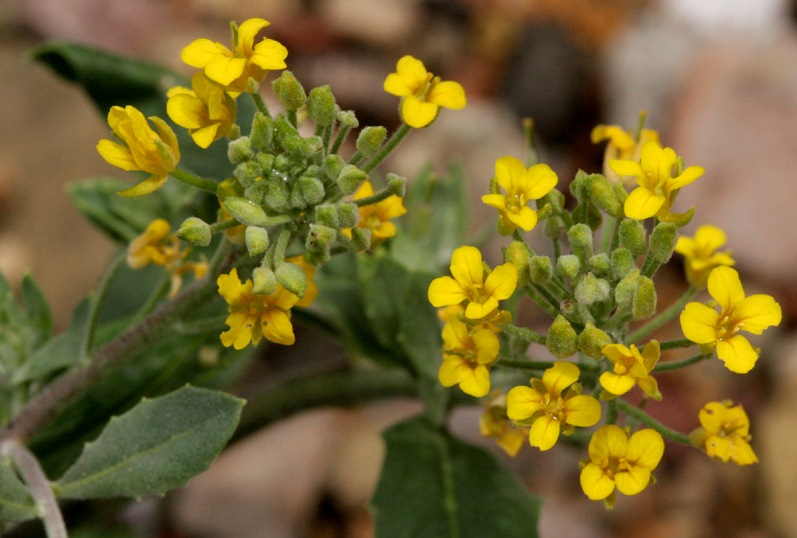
(0, 458), (38, 523)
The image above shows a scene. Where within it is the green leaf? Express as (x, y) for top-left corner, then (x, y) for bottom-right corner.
(360, 256), (408, 351)
(0, 458), (38, 523)
(52, 385), (244, 500)
(372, 417), (542, 538)
(397, 271), (441, 380)
(19, 274), (53, 345)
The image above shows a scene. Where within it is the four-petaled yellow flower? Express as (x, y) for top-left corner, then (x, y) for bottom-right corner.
(579, 425), (664, 509)
(507, 362), (601, 451)
(481, 156), (558, 234)
(428, 246), (517, 320)
(689, 401), (757, 465)
(97, 105), (180, 197)
(591, 123), (659, 187)
(383, 55), (466, 128)
(680, 266), (781, 373)
(600, 341), (661, 400)
(217, 268), (299, 349)
(344, 180), (407, 246)
(674, 224), (735, 287)
(182, 18), (288, 93)
(609, 140), (704, 220)
(480, 391), (528, 457)
(438, 318), (500, 398)
(167, 72), (237, 148)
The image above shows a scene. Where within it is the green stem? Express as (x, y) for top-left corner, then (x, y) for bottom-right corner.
(523, 283), (561, 319)
(616, 399), (691, 444)
(81, 251), (126, 361)
(170, 169), (218, 194)
(348, 150), (364, 166)
(659, 338), (695, 350)
(495, 359), (554, 371)
(249, 87), (271, 118)
(362, 123), (411, 173)
(627, 286), (698, 344)
(353, 186), (398, 207)
(329, 125), (351, 155)
(209, 219), (242, 233)
(653, 352), (712, 373)
(605, 398), (618, 425)
(502, 323), (547, 345)
(599, 215), (617, 255)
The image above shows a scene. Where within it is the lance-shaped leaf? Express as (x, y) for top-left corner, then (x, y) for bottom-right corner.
(53, 386), (244, 500)
(372, 416), (542, 538)
(0, 458), (38, 523)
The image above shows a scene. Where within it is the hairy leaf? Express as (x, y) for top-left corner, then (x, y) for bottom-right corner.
(0, 458), (38, 523)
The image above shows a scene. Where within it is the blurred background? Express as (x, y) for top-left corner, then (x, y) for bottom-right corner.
(1, 0), (797, 536)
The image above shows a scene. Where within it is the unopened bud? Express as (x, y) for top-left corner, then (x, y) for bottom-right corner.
(619, 218), (647, 258)
(323, 155), (345, 182)
(223, 196), (268, 226)
(611, 248), (635, 280)
(337, 164), (368, 195)
(615, 269), (640, 306)
(263, 180), (290, 212)
(337, 109), (359, 129)
(250, 112), (273, 150)
(349, 227), (372, 251)
(649, 222), (677, 264)
(568, 223), (594, 262)
(272, 71), (307, 111)
(293, 176), (325, 207)
(337, 202), (359, 228)
(578, 322), (612, 359)
(574, 273), (610, 305)
(530, 255), (552, 284)
(356, 126), (387, 158)
(588, 174), (622, 218)
(632, 275), (657, 320)
(177, 217), (211, 247)
(253, 266), (277, 295)
(275, 262), (307, 297)
(307, 85), (336, 126)
(546, 315), (578, 359)
(245, 226), (269, 256)
(314, 204), (339, 228)
(306, 224), (337, 252)
(227, 136), (253, 164)
(386, 173), (407, 197)
(234, 161), (262, 187)
(588, 253), (610, 277)
(505, 241), (531, 287)
(556, 254), (581, 280)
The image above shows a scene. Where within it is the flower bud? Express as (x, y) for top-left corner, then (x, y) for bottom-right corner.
(386, 173), (407, 197)
(307, 85), (336, 126)
(250, 112), (273, 151)
(588, 174), (622, 218)
(337, 202), (359, 228)
(337, 164), (368, 195)
(272, 71), (307, 111)
(337, 109), (359, 129)
(588, 253), (610, 278)
(234, 160), (262, 187)
(505, 241), (531, 287)
(544, 215), (566, 240)
(223, 196), (268, 227)
(556, 254), (581, 280)
(611, 248), (635, 280)
(546, 315), (579, 359)
(177, 216), (211, 247)
(323, 155), (345, 182)
(292, 176), (325, 208)
(349, 227), (372, 252)
(227, 136), (253, 164)
(253, 266), (277, 295)
(263, 179), (290, 212)
(314, 204), (339, 228)
(568, 223), (594, 262)
(245, 226), (270, 256)
(275, 262), (307, 298)
(306, 223), (337, 252)
(574, 273), (610, 306)
(530, 255), (553, 284)
(356, 126), (387, 158)
(649, 222), (677, 264)
(578, 322), (612, 359)
(216, 177), (243, 201)
(619, 218), (647, 258)
(615, 269), (640, 306)
(632, 275), (657, 320)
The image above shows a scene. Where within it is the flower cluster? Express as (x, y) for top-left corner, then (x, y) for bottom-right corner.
(428, 120), (781, 508)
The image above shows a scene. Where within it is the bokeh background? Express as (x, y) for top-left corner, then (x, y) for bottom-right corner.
(1, 0), (797, 536)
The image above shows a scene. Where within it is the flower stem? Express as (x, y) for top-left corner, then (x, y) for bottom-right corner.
(249, 87), (271, 118)
(362, 123), (411, 173)
(659, 338), (694, 350)
(495, 359), (554, 371)
(653, 352), (712, 373)
(502, 323), (547, 345)
(616, 399), (690, 444)
(627, 285), (698, 344)
(171, 169), (218, 194)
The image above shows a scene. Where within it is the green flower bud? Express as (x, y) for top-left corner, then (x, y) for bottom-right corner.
(256, 152), (275, 173)
(245, 226), (269, 256)
(304, 135), (324, 156)
(386, 173), (407, 197)
(615, 269), (640, 306)
(649, 222), (677, 263)
(611, 248), (635, 280)
(574, 273), (610, 305)
(234, 160), (262, 187)
(588, 253), (611, 278)
(632, 275), (657, 320)
(337, 164), (368, 195)
(176, 216), (211, 247)
(223, 197), (268, 226)
(530, 255), (553, 285)
(505, 241), (531, 287)
(314, 204), (339, 228)
(349, 227), (371, 252)
(568, 223), (594, 262)
(619, 218), (647, 258)
(546, 315), (579, 359)
(337, 202), (359, 228)
(578, 322), (612, 359)
(273, 153), (292, 172)
(272, 70), (307, 111)
(544, 215), (566, 240)
(323, 154), (345, 182)
(307, 85), (336, 126)
(263, 180), (290, 212)
(304, 164), (322, 179)
(569, 170), (590, 202)
(305, 249), (331, 266)
(250, 112), (273, 150)
(227, 136), (253, 164)
(253, 266), (277, 295)
(292, 176), (325, 208)
(356, 126), (387, 158)
(306, 223), (337, 252)
(588, 174), (622, 218)
(556, 254), (581, 280)
(275, 262), (307, 298)
(216, 177), (243, 201)
(337, 109), (359, 129)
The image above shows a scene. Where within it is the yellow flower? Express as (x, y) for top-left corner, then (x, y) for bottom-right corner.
(507, 362), (601, 451)
(609, 140), (704, 220)
(580, 425), (664, 509)
(217, 268), (299, 349)
(285, 255), (318, 308)
(383, 55), (466, 128)
(167, 72), (237, 148)
(344, 181), (407, 246)
(680, 266), (781, 373)
(428, 246), (517, 320)
(674, 225), (735, 287)
(591, 123), (659, 187)
(438, 318), (500, 398)
(689, 401), (757, 465)
(479, 391), (528, 457)
(127, 219), (207, 297)
(96, 105), (180, 197)
(481, 156), (558, 234)
(600, 341), (661, 400)
(181, 18), (288, 93)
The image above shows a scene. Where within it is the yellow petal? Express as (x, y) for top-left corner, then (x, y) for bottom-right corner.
(542, 361), (580, 394)
(614, 467), (651, 496)
(458, 364), (491, 397)
(670, 165), (704, 190)
(563, 395), (601, 427)
(428, 275), (467, 308)
(481, 193), (507, 211)
(181, 38), (231, 69)
(627, 428), (664, 469)
(707, 266), (745, 312)
(495, 155), (526, 193)
(735, 294), (782, 335)
(383, 73), (412, 97)
(167, 93), (206, 130)
(484, 263), (518, 301)
(117, 175), (169, 197)
(529, 415), (560, 451)
(250, 38), (289, 70)
(450, 246), (483, 289)
(506, 206), (538, 232)
(205, 56), (248, 87)
(236, 18), (271, 55)
(600, 372), (635, 396)
(261, 308), (295, 345)
(394, 55), (427, 90)
(438, 356), (465, 387)
(580, 463), (615, 500)
(608, 159), (642, 178)
(401, 95), (439, 128)
(524, 163), (558, 199)
(624, 186), (665, 220)
(428, 80), (466, 110)
(97, 140), (137, 171)
(680, 302), (720, 344)
(716, 335), (758, 373)
(506, 386), (543, 420)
